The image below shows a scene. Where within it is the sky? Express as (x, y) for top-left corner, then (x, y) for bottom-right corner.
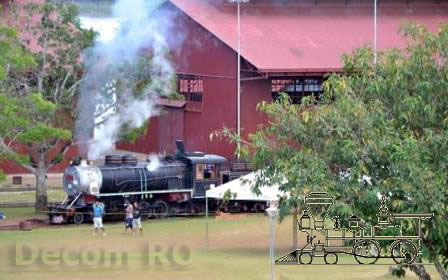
(79, 16), (121, 43)
(78, 0), (166, 43)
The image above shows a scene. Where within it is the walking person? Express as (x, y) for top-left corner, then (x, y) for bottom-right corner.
(125, 202), (134, 234)
(132, 202), (143, 234)
(93, 200), (106, 236)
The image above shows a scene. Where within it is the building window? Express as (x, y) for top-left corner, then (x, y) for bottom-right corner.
(271, 77), (323, 104)
(178, 75), (203, 103)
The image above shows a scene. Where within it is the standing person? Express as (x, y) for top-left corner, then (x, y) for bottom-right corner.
(93, 200), (106, 236)
(132, 202), (143, 234)
(125, 202), (133, 234)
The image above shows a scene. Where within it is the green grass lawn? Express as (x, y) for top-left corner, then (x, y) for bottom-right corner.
(0, 215), (440, 280)
(0, 190), (66, 204)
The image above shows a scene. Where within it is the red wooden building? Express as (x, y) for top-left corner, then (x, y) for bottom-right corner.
(1, 0), (448, 175)
(118, 0), (448, 160)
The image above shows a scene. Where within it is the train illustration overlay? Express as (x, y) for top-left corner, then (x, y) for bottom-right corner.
(275, 192), (433, 265)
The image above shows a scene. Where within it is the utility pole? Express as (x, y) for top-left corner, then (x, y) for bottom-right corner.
(266, 202), (278, 280)
(229, 0), (249, 160)
(374, 0), (378, 64)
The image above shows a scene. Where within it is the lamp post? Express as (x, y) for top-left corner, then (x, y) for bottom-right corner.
(374, 0), (377, 64)
(229, 0), (249, 159)
(266, 201), (278, 280)
(205, 192), (209, 248)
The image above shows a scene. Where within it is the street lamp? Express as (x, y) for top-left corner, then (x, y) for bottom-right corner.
(266, 201), (278, 280)
(228, 0), (249, 159)
(374, 0), (378, 64)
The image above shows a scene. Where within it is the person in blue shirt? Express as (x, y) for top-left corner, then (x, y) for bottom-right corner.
(93, 200), (106, 236)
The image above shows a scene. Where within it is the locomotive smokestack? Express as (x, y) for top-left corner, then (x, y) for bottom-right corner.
(176, 140), (186, 155)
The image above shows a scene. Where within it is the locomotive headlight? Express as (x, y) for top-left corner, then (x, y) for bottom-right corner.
(89, 181), (100, 195)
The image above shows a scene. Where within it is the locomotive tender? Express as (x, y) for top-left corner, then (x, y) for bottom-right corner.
(49, 140), (244, 224)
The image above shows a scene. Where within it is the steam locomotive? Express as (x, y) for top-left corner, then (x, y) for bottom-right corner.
(49, 140), (266, 224)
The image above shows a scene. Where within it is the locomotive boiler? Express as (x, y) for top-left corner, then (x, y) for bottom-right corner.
(49, 140), (229, 224)
(63, 154), (190, 196)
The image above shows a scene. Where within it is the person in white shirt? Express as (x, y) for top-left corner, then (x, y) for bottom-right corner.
(132, 202), (143, 234)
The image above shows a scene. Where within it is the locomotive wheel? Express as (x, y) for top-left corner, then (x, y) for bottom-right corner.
(299, 252), (313, 264)
(189, 204), (196, 215)
(188, 202), (200, 215)
(391, 240), (418, 264)
(253, 202), (267, 213)
(353, 239), (380, 264)
(324, 253), (338, 264)
(140, 202), (151, 220)
(231, 202), (242, 213)
(73, 213), (84, 225)
(152, 200), (169, 219)
(221, 203), (229, 213)
(84, 211), (94, 223)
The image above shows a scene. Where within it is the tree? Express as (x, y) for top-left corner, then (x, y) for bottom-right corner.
(0, 5), (36, 181)
(216, 23), (448, 280)
(0, 1), (95, 210)
(1, 0), (179, 210)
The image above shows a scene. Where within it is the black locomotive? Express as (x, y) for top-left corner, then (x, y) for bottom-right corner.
(49, 140), (264, 224)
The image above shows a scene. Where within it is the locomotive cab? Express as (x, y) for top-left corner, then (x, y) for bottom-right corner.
(186, 155), (227, 197)
(175, 140), (227, 197)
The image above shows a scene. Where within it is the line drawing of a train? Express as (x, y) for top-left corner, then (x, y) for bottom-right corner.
(48, 140), (267, 224)
(275, 192), (433, 265)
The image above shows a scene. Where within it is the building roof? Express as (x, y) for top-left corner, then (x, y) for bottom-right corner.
(169, 0), (448, 73)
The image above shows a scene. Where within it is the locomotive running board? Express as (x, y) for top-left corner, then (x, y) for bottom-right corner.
(95, 189), (193, 197)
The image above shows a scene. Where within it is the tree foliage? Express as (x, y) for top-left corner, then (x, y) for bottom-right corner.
(0, 0), (95, 210)
(0, 5), (36, 181)
(1, 0), (180, 209)
(0, 19), (34, 80)
(216, 23), (448, 280)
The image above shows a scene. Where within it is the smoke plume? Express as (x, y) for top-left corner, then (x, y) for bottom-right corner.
(146, 154), (161, 172)
(75, 0), (181, 160)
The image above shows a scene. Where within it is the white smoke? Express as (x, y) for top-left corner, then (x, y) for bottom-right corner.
(76, 0), (182, 160)
(146, 154), (161, 172)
